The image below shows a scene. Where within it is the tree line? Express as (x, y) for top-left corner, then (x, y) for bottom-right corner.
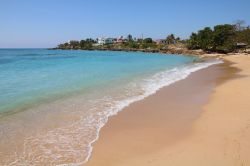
(57, 38), (96, 50)
(55, 34), (181, 50)
(55, 21), (249, 53)
(187, 20), (250, 53)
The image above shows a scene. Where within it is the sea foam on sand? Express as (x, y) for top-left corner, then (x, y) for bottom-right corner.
(4, 59), (223, 166)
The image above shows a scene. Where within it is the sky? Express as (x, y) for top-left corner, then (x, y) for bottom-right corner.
(0, 0), (250, 48)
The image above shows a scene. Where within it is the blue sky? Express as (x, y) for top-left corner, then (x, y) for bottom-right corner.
(0, 0), (250, 48)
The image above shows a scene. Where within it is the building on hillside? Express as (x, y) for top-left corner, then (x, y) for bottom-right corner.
(116, 36), (124, 43)
(68, 40), (79, 44)
(236, 42), (247, 48)
(155, 39), (167, 45)
(236, 42), (248, 52)
(97, 37), (115, 45)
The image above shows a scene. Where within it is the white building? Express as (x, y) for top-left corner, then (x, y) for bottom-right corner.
(97, 37), (115, 45)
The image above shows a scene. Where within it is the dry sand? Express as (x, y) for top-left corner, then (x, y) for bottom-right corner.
(85, 54), (250, 166)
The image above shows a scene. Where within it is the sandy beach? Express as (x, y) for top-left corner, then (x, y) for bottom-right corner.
(1, 1), (249, 165)
(85, 54), (250, 166)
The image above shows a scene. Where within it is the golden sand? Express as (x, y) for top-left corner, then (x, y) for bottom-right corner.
(85, 54), (250, 166)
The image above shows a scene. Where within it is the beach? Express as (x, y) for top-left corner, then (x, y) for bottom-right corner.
(1, 0), (250, 165)
(0, 50), (249, 165)
(1, 50), (220, 165)
(85, 54), (250, 166)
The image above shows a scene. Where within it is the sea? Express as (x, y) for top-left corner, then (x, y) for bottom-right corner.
(0, 49), (222, 165)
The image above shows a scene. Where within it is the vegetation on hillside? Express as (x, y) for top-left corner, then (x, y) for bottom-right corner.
(55, 34), (181, 51)
(57, 38), (96, 50)
(187, 20), (250, 53)
(55, 21), (249, 54)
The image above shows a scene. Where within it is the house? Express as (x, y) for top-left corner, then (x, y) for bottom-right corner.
(236, 42), (248, 52)
(97, 37), (115, 45)
(116, 36), (124, 43)
(236, 42), (247, 48)
(155, 39), (167, 45)
(68, 40), (79, 44)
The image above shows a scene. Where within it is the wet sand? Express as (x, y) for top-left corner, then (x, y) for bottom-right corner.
(85, 56), (245, 166)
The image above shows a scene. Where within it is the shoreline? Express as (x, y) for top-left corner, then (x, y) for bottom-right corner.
(51, 47), (250, 58)
(84, 54), (250, 166)
(1, 50), (249, 165)
(51, 47), (208, 57)
(1, 52), (219, 165)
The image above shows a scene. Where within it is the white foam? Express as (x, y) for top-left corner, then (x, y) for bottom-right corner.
(7, 59), (223, 166)
(81, 59), (223, 165)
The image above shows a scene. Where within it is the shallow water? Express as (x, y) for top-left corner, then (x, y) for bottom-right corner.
(0, 49), (221, 165)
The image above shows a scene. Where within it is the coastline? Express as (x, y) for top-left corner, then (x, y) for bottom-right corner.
(1, 1), (250, 165)
(1, 51), (214, 165)
(51, 47), (207, 56)
(51, 47), (250, 61)
(84, 54), (250, 166)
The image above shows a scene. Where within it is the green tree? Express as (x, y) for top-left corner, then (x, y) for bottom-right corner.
(187, 24), (238, 53)
(128, 41), (139, 48)
(143, 38), (153, 43)
(69, 40), (80, 49)
(213, 24), (236, 53)
(236, 27), (250, 45)
(86, 38), (95, 43)
(57, 42), (70, 49)
(187, 33), (199, 49)
(127, 34), (133, 41)
(80, 40), (86, 49)
(197, 27), (213, 50)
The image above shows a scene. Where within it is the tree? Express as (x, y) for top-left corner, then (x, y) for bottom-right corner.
(197, 27), (213, 50)
(236, 28), (250, 44)
(234, 20), (246, 31)
(213, 24), (236, 52)
(86, 38), (95, 43)
(127, 34), (133, 41)
(166, 34), (175, 44)
(143, 38), (153, 43)
(128, 41), (139, 48)
(187, 24), (238, 53)
(57, 42), (70, 49)
(187, 32), (199, 49)
(80, 40), (86, 49)
(69, 40), (80, 49)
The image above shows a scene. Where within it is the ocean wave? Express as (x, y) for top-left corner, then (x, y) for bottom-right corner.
(82, 59), (223, 165)
(6, 59), (223, 166)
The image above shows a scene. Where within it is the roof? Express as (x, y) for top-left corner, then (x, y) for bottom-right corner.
(236, 43), (247, 46)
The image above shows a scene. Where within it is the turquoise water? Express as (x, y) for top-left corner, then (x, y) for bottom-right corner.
(0, 49), (195, 114)
(0, 49), (221, 165)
